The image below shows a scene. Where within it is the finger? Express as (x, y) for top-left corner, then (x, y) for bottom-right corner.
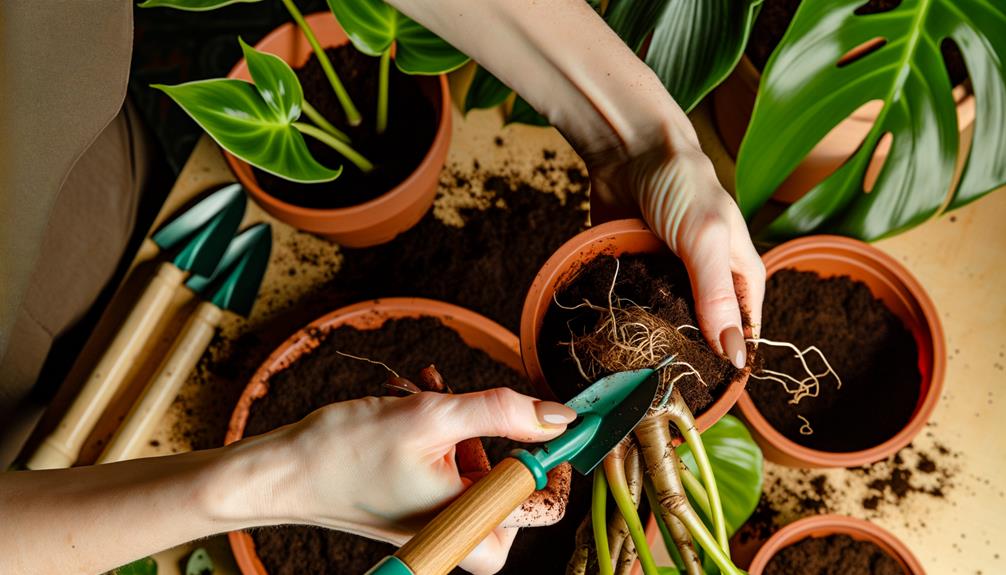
(678, 221), (747, 369)
(458, 525), (520, 575)
(421, 388), (576, 447)
(729, 219), (765, 340)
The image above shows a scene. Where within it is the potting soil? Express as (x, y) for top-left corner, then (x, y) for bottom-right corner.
(763, 534), (905, 575)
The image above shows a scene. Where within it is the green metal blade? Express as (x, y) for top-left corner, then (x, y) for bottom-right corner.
(186, 223), (272, 316)
(151, 183), (243, 250)
(171, 190), (245, 276)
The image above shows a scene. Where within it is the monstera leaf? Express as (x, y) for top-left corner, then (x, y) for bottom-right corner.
(327, 0), (468, 74)
(676, 414), (763, 536)
(138, 0), (259, 9)
(155, 39), (341, 183)
(738, 0), (1006, 241)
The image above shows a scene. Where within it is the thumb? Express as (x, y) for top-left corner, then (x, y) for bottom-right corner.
(428, 388), (577, 447)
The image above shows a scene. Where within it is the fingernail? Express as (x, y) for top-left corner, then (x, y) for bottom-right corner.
(535, 401), (577, 426)
(720, 326), (747, 369)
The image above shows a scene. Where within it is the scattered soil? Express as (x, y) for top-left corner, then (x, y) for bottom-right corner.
(253, 45), (438, 209)
(764, 534), (905, 575)
(747, 0), (968, 86)
(244, 317), (585, 574)
(749, 269), (921, 452)
(853, 441), (957, 512)
(539, 253), (745, 410)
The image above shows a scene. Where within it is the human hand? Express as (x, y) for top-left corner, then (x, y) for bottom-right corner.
(588, 128), (765, 370)
(236, 389), (576, 575)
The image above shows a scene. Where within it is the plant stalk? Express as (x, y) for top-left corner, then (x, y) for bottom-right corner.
(301, 100), (350, 143)
(280, 0), (361, 126)
(644, 479), (689, 573)
(377, 49), (391, 134)
(294, 122), (374, 172)
(593, 468), (615, 575)
(604, 449), (659, 575)
(678, 462), (712, 522)
(665, 388), (729, 552)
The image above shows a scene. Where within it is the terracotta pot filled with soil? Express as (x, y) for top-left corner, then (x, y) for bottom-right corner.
(712, 0), (975, 204)
(226, 13), (450, 247)
(748, 514), (924, 575)
(520, 219), (750, 435)
(739, 235), (944, 468)
(225, 298), (586, 575)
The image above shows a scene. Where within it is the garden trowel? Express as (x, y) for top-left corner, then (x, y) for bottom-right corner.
(97, 223), (272, 464)
(26, 184), (246, 470)
(367, 360), (671, 575)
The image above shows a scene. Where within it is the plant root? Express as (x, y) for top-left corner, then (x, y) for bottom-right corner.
(747, 338), (842, 436)
(566, 512), (596, 575)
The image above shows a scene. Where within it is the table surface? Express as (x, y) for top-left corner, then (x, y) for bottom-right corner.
(30, 66), (1006, 574)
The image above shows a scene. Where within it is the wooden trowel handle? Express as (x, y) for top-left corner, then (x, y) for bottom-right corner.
(395, 458), (536, 575)
(26, 262), (185, 470)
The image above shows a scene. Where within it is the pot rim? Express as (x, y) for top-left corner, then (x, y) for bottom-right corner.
(225, 297), (527, 575)
(519, 218), (750, 430)
(738, 234), (945, 468)
(747, 514), (925, 574)
(223, 12), (451, 219)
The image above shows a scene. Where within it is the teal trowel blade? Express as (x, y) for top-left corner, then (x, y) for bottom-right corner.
(187, 223), (272, 317)
(151, 183), (244, 251)
(170, 190), (245, 276)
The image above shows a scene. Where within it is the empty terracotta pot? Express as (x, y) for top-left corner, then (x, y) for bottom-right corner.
(713, 55), (975, 204)
(738, 235), (945, 468)
(225, 298), (537, 575)
(226, 13), (451, 247)
(519, 219), (749, 435)
(748, 514), (924, 574)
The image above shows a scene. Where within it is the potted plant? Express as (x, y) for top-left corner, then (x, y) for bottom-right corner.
(747, 514), (924, 575)
(521, 221), (772, 574)
(141, 0), (471, 246)
(737, 235), (945, 468)
(225, 298), (579, 574)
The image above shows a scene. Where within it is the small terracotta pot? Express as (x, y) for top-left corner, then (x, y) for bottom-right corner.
(519, 219), (750, 435)
(226, 13), (451, 247)
(713, 55), (975, 204)
(748, 514), (925, 574)
(225, 298), (533, 575)
(738, 235), (945, 468)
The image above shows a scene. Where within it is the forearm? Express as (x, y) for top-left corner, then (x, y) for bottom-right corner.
(388, 0), (702, 203)
(0, 437), (296, 575)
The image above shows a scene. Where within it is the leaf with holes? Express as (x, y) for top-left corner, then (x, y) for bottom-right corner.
(327, 0), (468, 75)
(154, 40), (341, 183)
(737, 0), (1006, 241)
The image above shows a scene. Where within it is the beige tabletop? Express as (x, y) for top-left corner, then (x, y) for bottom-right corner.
(30, 66), (1006, 574)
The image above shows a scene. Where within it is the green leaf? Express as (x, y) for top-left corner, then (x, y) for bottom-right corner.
(676, 415), (762, 537)
(737, 0), (1006, 241)
(508, 97), (550, 126)
(464, 65), (513, 113)
(154, 44), (341, 183)
(327, 0), (469, 75)
(110, 557), (157, 575)
(603, 0), (667, 52)
(138, 0), (260, 10)
(185, 548), (214, 575)
(645, 0), (762, 112)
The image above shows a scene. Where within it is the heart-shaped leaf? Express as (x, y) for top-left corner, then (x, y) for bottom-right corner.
(327, 0), (469, 75)
(644, 0), (762, 112)
(737, 0), (1006, 241)
(676, 415), (762, 537)
(464, 65), (512, 113)
(154, 40), (341, 183)
(138, 0), (261, 9)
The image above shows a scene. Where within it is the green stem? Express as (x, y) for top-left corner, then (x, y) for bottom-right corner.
(605, 456), (659, 575)
(678, 463), (712, 522)
(294, 122), (374, 172)
(281, 0), (362, 126)
(644, 479), (686, 573)
(301, 100), (350, 143)
(675, 502), (741, 575)
(377, 49), (391, 134)
(593, 468), (614, 575)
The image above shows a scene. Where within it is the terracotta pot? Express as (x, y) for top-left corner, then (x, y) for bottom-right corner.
(748, 514), (925, 574)
(519, 219), (750, 435)
(225, 298), (532, 575)
(226, 13), (451, 247)
(738, 235), (945, 468)
(713, 55), (975, 204)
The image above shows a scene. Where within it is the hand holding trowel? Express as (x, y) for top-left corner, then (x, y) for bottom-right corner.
(366, 359), (673, 575)
(97, 223), (272, 464)
(26, 184), (246, 470)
